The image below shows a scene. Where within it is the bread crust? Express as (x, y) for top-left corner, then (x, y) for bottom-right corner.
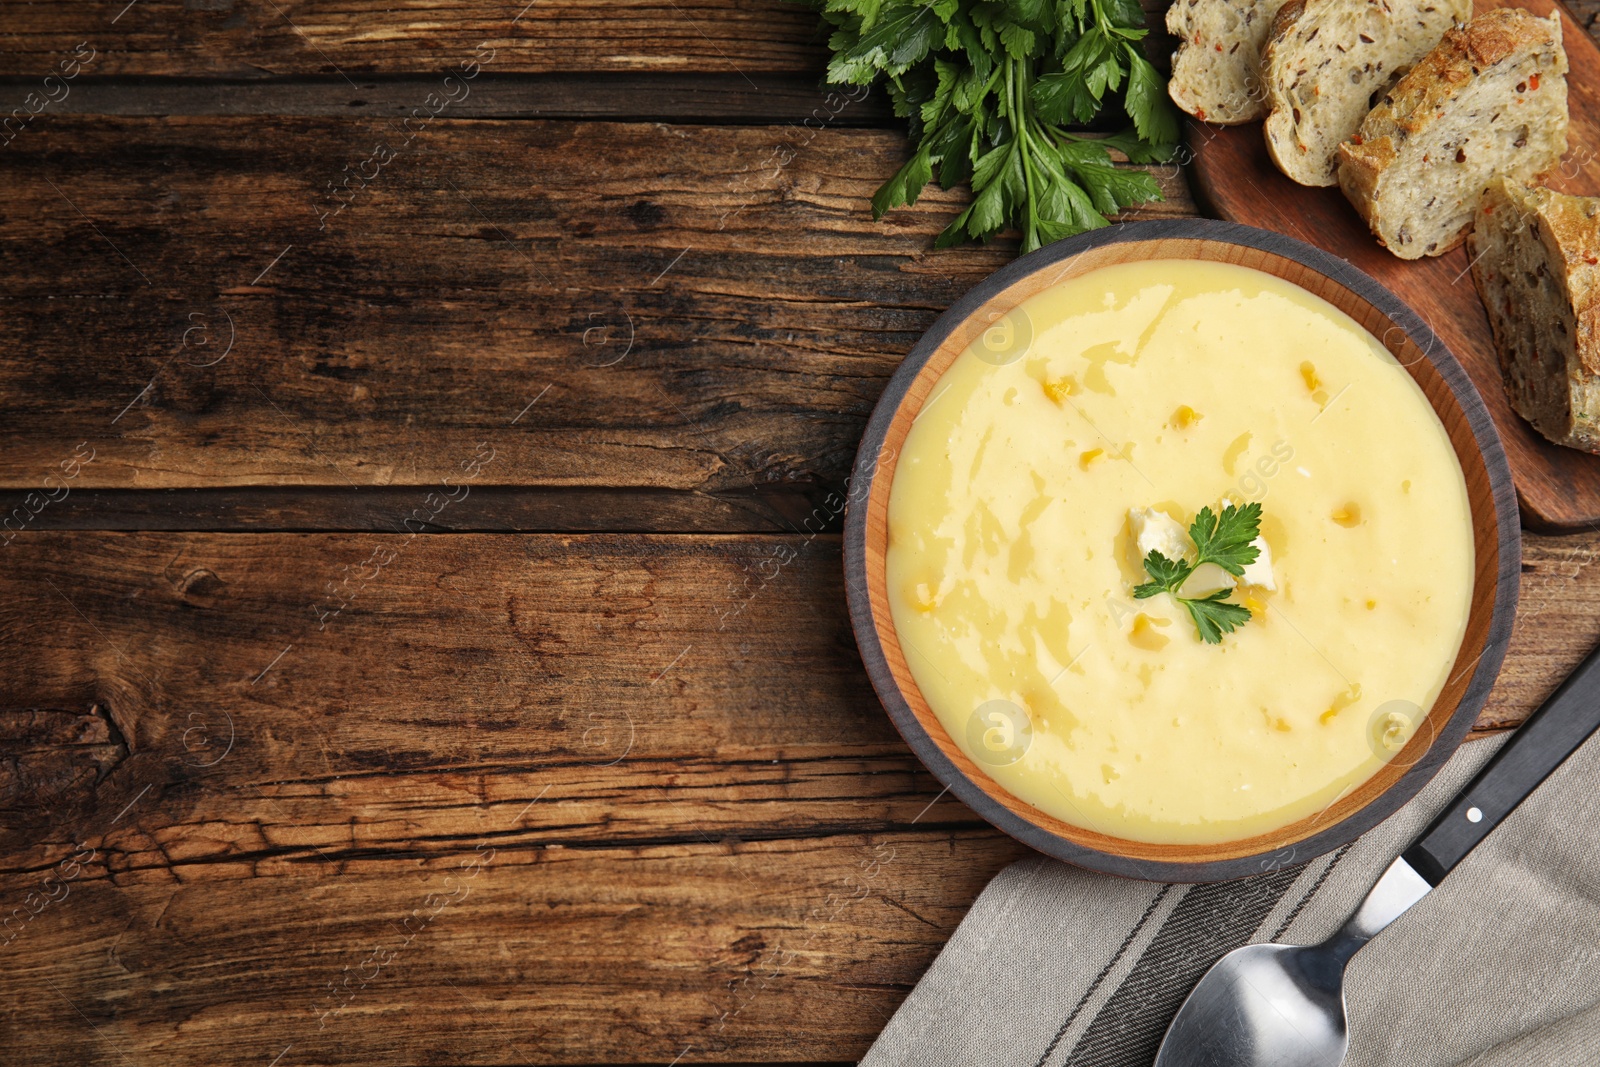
(1258, 0), (1321, 185)
(1469, 180), (1600, 452)
(1338, 10), (1568, 258)
(1333, 134), (1389, 220)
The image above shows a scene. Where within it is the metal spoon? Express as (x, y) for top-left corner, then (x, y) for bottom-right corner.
(1154, 643), (1600, 1067)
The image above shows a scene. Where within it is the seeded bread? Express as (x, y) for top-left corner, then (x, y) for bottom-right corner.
(1167, 0), (1294, 123)
(1469, 179), (1600, 453)
(1262, 0), (1470, 187)
(1337, 11), (1569, 259)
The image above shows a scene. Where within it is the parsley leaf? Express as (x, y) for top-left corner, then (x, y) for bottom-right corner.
(824, 4), (944, 82)
(1123, 46), (1180, 146)
(1131, 503), (1265, 644)
(802, 0), (1181, 252)
(1132, 550), (1186, 598)
(1188, 502), (1262, 577)
(1185, 592), (1253, 644)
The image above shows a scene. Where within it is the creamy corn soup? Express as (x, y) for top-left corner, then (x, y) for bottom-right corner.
(885, 259), (1474, 845)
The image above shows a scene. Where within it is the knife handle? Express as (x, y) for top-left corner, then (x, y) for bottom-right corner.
(1402, 641), (1600, 886)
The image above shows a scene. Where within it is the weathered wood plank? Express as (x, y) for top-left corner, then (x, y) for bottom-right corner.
(0, 72), (899, 123)
(0, 530), (1591, 1062)
(0, 830), (1022, 1064)
(0, 485), (842, 533)
(0, 530), (1012, 1063)
(0, 0), (1169, 78)
(0, 117), (1194, 494)
(1478, 538), (1600, 728)
(0, 0), (825, 78)
(0, 533), (940, 858)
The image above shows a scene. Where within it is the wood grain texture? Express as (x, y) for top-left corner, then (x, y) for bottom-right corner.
(0, 0), (1165, 78)
(0, 72), (899, 123)
(1188, 0), (1600, 530)
(0, 485), (846, 533)
(0, 116), (1191, 494)
(1569, 0), (1600, 27)
(0, 531), (1014, 1065)
(0, 0), (826, 78)
(0, 830), (1019, 1064)
(0, 529), (1592, 1063)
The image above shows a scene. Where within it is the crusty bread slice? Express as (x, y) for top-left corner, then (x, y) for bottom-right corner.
(1469, 179), (1600, 453)
(1262, 0), (1470, 187)
(1338, 11), (1568, 259)
(1167, 0), (1295, 123)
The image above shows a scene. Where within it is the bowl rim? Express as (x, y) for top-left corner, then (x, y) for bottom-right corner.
(842, 217), (1522, 883)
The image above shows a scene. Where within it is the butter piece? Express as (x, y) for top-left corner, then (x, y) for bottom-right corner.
(1239, 535), (1276, 590)
(1129, 507), (1188, 562)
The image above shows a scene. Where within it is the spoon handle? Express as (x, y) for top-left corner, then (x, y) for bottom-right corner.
(1402, 641), (1600, 886)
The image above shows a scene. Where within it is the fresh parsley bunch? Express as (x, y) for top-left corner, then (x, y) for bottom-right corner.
(1133, 503), (1262, 644)
(808, 0), (1182, 251)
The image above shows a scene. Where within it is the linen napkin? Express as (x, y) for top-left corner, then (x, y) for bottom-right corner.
(863, 729), (1600, 1067)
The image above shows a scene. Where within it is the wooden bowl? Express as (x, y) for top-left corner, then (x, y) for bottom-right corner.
(843, 219), (1521, 883)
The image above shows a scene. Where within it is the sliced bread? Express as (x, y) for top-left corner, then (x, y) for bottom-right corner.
(1338, 10), (1569, 259)
(1262, 0), (1470, 187)
(1167, 0), (1295, 123)
(1469, 179), (1600, 453)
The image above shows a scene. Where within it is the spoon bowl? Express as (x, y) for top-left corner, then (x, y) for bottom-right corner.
(1154, 857), (1432, 1067)
(1155, 943), (1349, 1067)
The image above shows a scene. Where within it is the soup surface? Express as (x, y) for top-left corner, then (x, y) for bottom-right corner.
(884, 259), (1474, 845)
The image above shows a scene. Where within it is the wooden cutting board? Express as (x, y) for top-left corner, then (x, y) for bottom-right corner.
(1188, 0), (1600, 530)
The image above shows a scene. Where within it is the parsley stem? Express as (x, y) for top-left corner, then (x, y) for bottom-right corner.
(1010, 57), (1043, 250)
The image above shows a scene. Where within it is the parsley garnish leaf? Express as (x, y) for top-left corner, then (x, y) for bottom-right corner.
(1188, 502), (1262, 577)
(1132, 503), (1265, 644)
(1185, 592), (1253, 644)
(1132, 550), (1186, 598)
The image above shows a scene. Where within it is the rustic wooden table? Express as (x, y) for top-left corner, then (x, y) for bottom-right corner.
(6, 2), (1600, 1064)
